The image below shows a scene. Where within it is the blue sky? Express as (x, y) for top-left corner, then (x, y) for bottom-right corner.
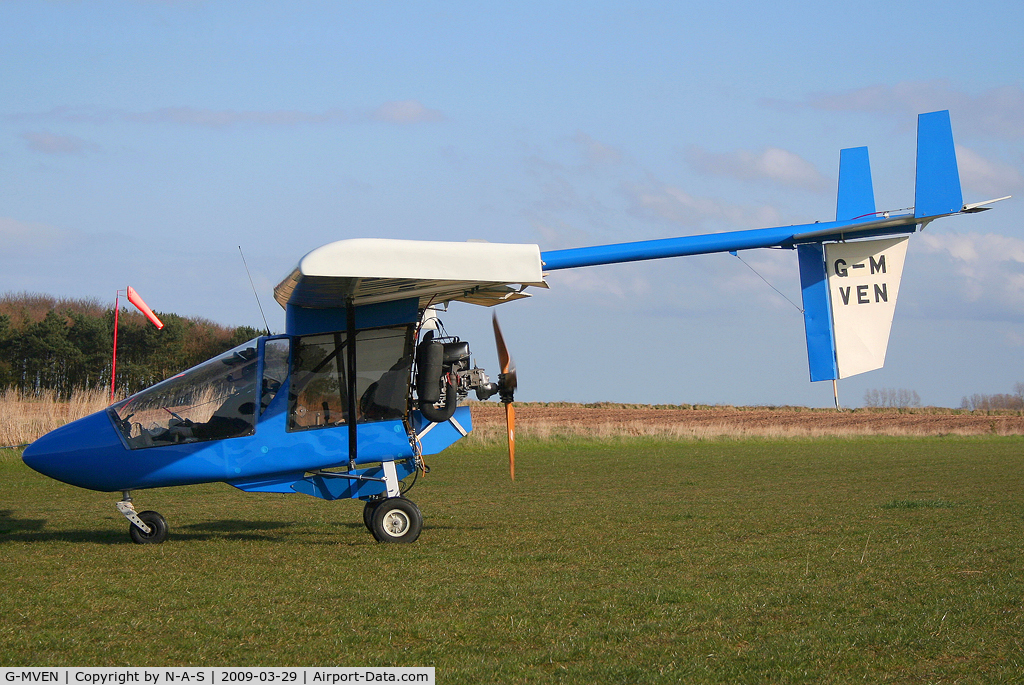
(2, 0), (1022, 408)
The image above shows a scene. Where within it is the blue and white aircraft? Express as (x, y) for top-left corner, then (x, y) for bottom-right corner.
(22, 111), (1006, 544)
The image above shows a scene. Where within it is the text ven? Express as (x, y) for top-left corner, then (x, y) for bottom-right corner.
(838, 283), (888, 305)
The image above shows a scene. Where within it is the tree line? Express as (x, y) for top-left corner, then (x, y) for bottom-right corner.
(0, 292), (262, 398)
(863, 388), (922, 409)
(960, 382), (1024, 411)
(863, 384), (1024, 411)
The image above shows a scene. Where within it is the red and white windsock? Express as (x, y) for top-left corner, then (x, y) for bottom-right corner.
(126, 286), (164, 329)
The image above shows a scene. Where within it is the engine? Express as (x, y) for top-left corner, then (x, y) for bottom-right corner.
(415, 332), (498, 423)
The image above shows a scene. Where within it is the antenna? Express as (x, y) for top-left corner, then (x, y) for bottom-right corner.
(239, 246), (271, 335)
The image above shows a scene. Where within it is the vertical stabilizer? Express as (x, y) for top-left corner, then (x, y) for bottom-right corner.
(836, 146), (875, 221)
(799, 237), (911, 382)
(915, 110), (963, 219)
(797, 244), (838, 382)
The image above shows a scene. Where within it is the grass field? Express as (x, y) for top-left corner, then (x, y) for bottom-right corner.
(1, 435), (1022, 683)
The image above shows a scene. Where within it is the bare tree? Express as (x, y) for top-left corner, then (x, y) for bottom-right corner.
(960, 385), (1024, 411)
(864, 388), (921, 409)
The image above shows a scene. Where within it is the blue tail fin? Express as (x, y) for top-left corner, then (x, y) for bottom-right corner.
(836, 146), (875, 221)
(915, 110), (963, 219)
(797, 243), (838, 382)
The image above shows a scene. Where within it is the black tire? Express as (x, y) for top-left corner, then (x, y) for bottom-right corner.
(370, 498), (422, 543)
(362, 499), (381, 532)
(128, 510), (168, 544)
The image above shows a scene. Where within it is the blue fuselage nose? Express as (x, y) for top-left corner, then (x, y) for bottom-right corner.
(22, 410), (127, 492)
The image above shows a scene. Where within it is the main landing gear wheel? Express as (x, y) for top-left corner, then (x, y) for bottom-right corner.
(370, 497), (422, 543)
(128, 510), (168, 544)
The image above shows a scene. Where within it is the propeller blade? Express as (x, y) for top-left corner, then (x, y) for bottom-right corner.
(493, 313), (517, 480)
(505, 401), (516, 481)
(492, 313), (517, 393)
(493, 313), (508, 371)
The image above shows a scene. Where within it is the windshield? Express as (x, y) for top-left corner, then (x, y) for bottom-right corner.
(110, 339), (261, 449)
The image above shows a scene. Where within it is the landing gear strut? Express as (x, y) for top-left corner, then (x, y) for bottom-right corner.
(116, 491), (168, 544)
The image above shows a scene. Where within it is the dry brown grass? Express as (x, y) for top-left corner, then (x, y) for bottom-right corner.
(464, 401), (1024, 443)
(4, 393), (1023, 451)
(0, 387), (112, 448)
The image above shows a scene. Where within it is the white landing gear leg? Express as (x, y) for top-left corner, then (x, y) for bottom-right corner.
(367, 461), (423, 543)
(116, 491), (169, 544)
(381, 461), (402, 498)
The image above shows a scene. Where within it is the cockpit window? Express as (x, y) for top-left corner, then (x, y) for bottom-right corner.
(261, 338), (289, 415)
(110, 339), (260, 449)
(288, 325), (412, 432)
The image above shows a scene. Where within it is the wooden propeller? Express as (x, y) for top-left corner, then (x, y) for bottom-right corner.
(492, 313), (517, 480)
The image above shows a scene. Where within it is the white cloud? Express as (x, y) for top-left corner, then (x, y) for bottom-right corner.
(805, 81), (956, 118)
(21, 131), (96, 155)
(623, 179), (783, 230)
(919, 231), (1024, 265)
(545, 264), (652, 301)
(685, 145), (829, 193)
(8, 101), (445, 129)
(370, 100), (445, 124)
(955, 145), (1024, 197)
(573, 133), (624, 166)
(913, 231), (1024, 320)
(4, 106), (116, 125)
(530, 220), (595, 252)
(794, 81), (1024, 139)
(0, 216), (72, 249)
(124, 106), (350, 127)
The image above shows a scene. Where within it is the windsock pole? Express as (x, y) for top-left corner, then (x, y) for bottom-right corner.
(110, 291), (121, 403)
(110, 287), (164, 403)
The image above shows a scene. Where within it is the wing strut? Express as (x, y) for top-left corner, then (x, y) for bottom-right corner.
(346, 299), (358, 470)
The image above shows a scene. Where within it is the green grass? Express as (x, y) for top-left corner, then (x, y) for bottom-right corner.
(2, 436), (1023, 682)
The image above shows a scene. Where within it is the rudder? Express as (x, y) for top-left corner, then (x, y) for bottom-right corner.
(836, 146), (875, 221)
(915, 110), (963, 219)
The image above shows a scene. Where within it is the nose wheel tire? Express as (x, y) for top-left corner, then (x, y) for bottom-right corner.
(370, 497), (422, 543)
(128, 510), (168, 544)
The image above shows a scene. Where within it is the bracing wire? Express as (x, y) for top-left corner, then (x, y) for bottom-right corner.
(238, 246), (271, 335)
(729, 250), (804, 314)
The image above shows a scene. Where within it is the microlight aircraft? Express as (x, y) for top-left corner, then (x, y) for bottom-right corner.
(22, 111), (1006, 543)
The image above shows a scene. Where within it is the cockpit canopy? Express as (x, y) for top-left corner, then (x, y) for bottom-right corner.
(109, 339), (271, 449)
(108, 324), (416, 450)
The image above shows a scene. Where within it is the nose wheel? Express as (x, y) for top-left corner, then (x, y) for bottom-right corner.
(128, 510), (168, 544)
(116, 492), (169, 544)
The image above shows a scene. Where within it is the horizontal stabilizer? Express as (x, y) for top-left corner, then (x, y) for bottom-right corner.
(962, 195), (1012, 213)
(915, 110), (963, 219)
